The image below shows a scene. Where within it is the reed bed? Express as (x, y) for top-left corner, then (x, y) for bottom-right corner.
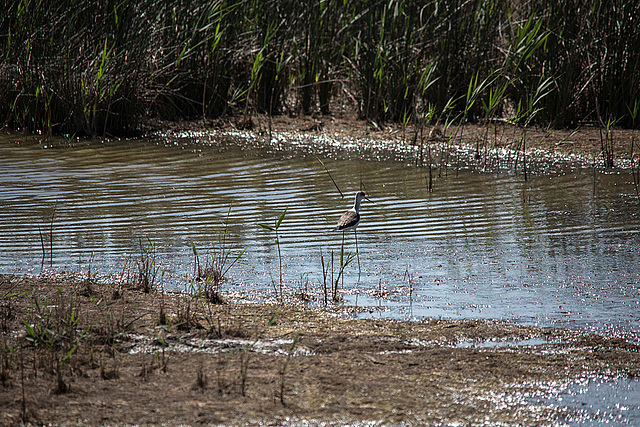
(1, 0), (638, 136)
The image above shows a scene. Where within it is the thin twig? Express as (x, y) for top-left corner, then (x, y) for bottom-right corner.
(317, 157), (343, 198)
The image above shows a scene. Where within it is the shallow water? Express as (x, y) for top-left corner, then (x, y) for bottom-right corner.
(2, 131), (640, 423)
(531, 376), (640, 426)
(2, 132), (638, 342)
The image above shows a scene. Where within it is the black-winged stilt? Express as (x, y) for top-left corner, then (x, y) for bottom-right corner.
(335, 191), (370, 232)
(335, 191), (371, 276)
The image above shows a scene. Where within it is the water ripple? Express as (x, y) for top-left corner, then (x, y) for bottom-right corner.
(1, 135), (639, 347)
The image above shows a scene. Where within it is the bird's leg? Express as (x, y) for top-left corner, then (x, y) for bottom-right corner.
(355, 229), (361, 281)
(335, 230), (345, 291)
(341, 230), (346, 289)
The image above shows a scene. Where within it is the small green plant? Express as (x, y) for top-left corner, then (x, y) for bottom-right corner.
(401, 109), (412, 145)
(54, 345), (77, 393)
(403, 266), (414, 319)
(1, 277), (24, 333)
(334, 245), (357, 299)
(194, 204), (247, 303)
(175, 292), (200, 331)
(0, 338), (15, 387)
(598, 114), (621, 169)
(437, 96), (462, 178)
(24, 290), (81, 350)
(512, 75), (554, 180)
(153, 324), (173, 373)
(319, 249), (333, 305)
(462, 71), (495, 160)
(23, 289), (86, 393)
(258, 207), (288, 300)
(135, 237), (159, 293)
(481, 76), (508, 162)
(295, 273), (312, 303)
(37, 201), (58, 269)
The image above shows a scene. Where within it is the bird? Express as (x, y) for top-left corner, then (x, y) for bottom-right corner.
(335, 191), (371, 278)
(335, 191), (370, 232)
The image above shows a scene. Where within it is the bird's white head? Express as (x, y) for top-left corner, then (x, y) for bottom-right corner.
(353, 191), (370, 211)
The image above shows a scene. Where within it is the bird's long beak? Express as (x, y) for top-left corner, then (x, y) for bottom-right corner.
(365, 195), (373, 203)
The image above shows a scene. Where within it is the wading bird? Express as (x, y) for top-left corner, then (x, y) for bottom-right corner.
(335, 191), (371, 273)
(335, 191), (370, 233)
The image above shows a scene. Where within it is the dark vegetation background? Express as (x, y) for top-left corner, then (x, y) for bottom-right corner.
(1, 0), (639, 137)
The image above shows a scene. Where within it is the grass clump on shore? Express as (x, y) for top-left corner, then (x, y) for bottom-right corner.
(1, 0), (638, 137)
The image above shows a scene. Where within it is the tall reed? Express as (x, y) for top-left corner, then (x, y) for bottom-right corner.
(1, 0), (638, 136)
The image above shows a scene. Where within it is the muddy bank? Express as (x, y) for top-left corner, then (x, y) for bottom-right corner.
(145, 112), (640, 170)
(1, 274), (638, 426)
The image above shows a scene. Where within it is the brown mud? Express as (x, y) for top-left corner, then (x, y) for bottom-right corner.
(1, 274), (639, 426)
(146, 112), (640, 167)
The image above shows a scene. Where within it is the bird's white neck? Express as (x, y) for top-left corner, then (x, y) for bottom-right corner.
(352, 195), (362, 213)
